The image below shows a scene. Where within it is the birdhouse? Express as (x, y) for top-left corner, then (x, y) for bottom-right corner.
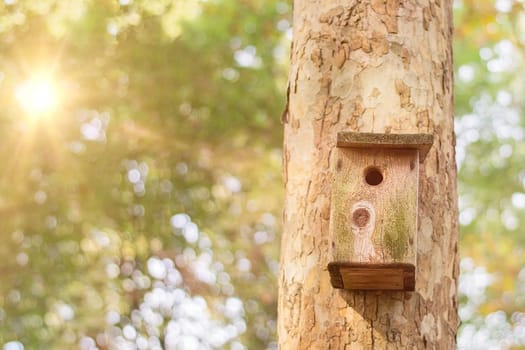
(328, 132), (433, 291)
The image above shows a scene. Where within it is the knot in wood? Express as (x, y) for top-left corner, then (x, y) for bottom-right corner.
(352, 208), (370, 227)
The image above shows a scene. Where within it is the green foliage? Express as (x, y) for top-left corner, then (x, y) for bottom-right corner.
(455, 0), (525, 347)
(0, 0), (289, 348)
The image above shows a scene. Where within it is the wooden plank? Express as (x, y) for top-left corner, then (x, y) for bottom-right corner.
(328, 262), (415, 291)
(337, 132), (433, 162)
(341, 267), (404, 290)
(330, 148), (418, 267)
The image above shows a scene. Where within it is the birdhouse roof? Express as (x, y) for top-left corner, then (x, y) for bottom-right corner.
(337, 132), (434, 162)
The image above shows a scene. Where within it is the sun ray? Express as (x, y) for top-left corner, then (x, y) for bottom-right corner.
(1, 71), (67, 188)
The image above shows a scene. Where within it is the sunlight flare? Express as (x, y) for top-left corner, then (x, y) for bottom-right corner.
(15, 75), (59, 115)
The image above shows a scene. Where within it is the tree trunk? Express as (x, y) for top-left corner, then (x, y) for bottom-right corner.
(279, 0), (458, 348)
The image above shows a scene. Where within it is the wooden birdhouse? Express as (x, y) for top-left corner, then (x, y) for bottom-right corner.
(328, 132), (433, 291)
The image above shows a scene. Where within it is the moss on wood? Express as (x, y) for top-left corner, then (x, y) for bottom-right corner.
(383, 192), (415, 261)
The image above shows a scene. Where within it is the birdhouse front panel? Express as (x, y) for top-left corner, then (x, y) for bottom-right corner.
(328, 132), (432, 291)
(331, 147), (418, 265)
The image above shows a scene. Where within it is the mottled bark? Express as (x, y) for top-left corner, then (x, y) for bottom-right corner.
(279, 0), (458, 348)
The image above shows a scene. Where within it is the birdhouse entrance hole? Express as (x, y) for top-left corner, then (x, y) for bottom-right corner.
(364, 167), (383, 186)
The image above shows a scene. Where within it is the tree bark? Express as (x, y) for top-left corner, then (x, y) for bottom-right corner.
(279, 0), (458, 348)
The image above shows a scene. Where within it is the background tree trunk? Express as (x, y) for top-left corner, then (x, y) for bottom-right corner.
(279, 0), (458, 348)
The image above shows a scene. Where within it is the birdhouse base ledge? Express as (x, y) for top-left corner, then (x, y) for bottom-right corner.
(328, 262), (415, 291)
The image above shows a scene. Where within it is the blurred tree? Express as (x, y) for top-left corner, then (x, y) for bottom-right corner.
(454, 0), (525, 348)
(0, 0), (289, 349)
(279, 0), (458, 348)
